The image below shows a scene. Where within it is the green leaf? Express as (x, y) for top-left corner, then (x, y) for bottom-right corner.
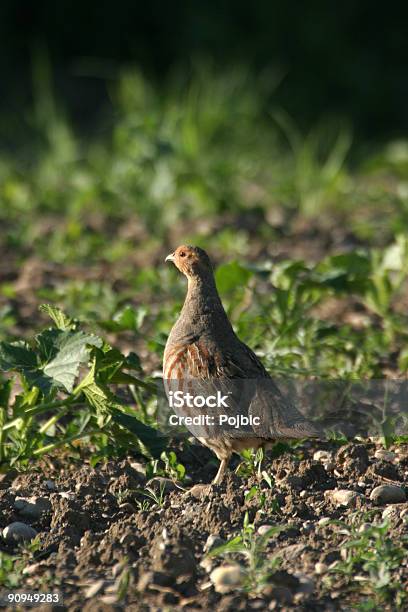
(39, 304), (76, 330)
(100, 306), (147, 333)
(0, 342), (37, 372)
(111, 410), (167, 459)
(41, 331), (103, 393)
(215, 261), (252, 294)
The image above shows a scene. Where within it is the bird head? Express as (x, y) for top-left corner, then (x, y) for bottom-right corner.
(165, 245), (213, 278)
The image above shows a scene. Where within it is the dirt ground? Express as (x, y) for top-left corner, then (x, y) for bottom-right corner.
(0, 438), (407, 611)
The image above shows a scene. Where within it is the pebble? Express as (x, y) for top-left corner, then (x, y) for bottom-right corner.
(329, 489), (361, 507)
(3, 522), (38, 543)
(314, 562), (328, 574)
(130, 461), (146, 477)
(280, 543), (306, 561)
(200, 557), (214, 572)
(374, 450), (396, 462)
(210, 564), (245, 593)
(44, 480), (56, 491)
(264, 585), (293, 605)
(119, 502), (137, 513)
(295, 573), (315, 594)
(382, 505), (400, 520)
(370, 485), (406, 504)
(323, 462), (336, 472)
(204, 534), (225, 553)
(146, 477), (179, 493)
(112, 562), (125, 578)
(22, 563), (41, 576)
(14, 496), (51, 519)
(313, 450), (332, 462)
(85, 580), (105, 599)
(257, 524), (275, 536)
(59, 491), (75, 500)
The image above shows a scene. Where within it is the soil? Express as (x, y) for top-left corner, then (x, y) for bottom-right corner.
(0, 439), (407, 611)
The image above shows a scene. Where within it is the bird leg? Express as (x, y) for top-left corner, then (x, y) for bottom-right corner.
(212, 457), (229, 485)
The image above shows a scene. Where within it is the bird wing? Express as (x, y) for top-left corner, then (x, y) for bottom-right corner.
(248, 378), (321, 439)
(164, 337), (320, 440)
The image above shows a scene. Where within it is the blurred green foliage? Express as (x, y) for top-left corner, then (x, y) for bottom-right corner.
(0, 63), (408, 468)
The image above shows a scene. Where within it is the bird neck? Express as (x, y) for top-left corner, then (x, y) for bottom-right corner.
(184, 273), (223, 313)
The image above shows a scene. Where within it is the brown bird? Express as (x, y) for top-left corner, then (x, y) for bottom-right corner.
(163, 245), (319, 486)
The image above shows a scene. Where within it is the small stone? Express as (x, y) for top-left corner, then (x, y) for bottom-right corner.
(210, 564), (245, 593)
(263, 585), (293, 604)
(314, 562), (328, 574)
(3, 522), (38, 543)
(187, 483), (212, 499)
(295, 573), (315, 594)
(199, 557), (213, 572)
(59, 491), (75, 500)
(257, 524), (275, 536)
(370, 485), (406, 505)
(85, 580), (105, 599)
(329, 489), (361, 507)
(16, 496), (51, 519)
(112, 562), (124, 578)
(313, 450), (332, 462)
(323, 462), (335, 472)
(299, 490), (307, 498)
(146, 477), (179, 493)
(119, 502), (136, 513)
(100, 595), (119, 605)
(318, 517), (331, 527)
(382, 505), (401, 520)
(130, 461), (146, 477)
(44, 480), (56, 491)
(280, 543), (306, 561)
(374, 450), (396, 462)
(22, 563), (41, 576)
(204, 534), (225, 553)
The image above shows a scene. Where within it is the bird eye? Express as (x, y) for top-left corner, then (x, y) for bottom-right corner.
(179, 251), (186, 257)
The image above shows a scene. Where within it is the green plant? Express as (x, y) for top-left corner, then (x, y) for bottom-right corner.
(145, 450), (186, 481)
(0, 551), (24, 588)
(0, 305), (166, 467)
(208, 512), (283, 592)
(136, 481), (167, 509)
(324, 514), (408, 609)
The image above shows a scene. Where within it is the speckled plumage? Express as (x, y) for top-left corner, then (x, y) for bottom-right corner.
(163, 245), (319, 484)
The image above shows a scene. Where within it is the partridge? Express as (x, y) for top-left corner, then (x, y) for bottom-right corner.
(163, 245), (319, 485)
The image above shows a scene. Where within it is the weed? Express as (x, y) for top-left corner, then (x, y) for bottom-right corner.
(208, 512), (283, 592)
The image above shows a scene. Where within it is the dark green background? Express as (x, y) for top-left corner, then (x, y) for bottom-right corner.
(1, 0), (407, 141)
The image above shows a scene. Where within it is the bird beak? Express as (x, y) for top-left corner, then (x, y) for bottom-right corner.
(165, 252), (175, 263)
